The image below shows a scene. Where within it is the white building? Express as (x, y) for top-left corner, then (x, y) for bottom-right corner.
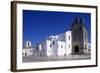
(36, 31), (72, 57)
(22, 41), (33, 56)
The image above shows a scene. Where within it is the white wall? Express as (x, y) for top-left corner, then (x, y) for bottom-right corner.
(58, 41), (65, 56)
(41, 40), (47, 56)
(65, 31), (72, 55)
(0, 0), (99, 73)
(46, 40), (52, 56)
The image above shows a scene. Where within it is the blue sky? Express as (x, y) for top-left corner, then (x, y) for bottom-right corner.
(23, 10), (91, 47)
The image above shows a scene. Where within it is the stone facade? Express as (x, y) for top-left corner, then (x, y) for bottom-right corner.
(71, 18), (88, 54)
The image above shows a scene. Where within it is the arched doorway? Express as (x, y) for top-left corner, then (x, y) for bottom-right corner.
(74, 45), (79, 53)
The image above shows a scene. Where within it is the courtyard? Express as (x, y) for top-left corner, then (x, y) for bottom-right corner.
(23, 54), (91, 62)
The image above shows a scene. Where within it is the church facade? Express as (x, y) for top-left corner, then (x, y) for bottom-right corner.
(71, 18), (88, 54)
(23, 18), (90, 57)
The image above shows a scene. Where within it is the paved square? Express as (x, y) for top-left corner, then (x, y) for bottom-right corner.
(23, 54), (91, 62)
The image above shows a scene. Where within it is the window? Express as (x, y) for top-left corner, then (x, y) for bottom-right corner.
(53, 41), (55, 45)
(69, 36), (70, 40)
(61, 45), (63, 48)
(28, 42), (30, 46)
(50, 44), (52, 47)
(22, 53), (24, 55)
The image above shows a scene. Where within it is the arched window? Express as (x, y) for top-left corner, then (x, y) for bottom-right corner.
(69, 36), (70, 40)
(50, 44), (52, 47)
(53, 41), (55, 45)
(61, 45), (63, 48)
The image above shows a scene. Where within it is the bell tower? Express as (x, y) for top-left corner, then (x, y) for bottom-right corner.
(25, 41), (32, 48)
(71, 18), (88, 54)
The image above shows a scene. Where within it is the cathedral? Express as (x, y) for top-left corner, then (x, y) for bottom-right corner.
(23, 18), (90, 57)
(71, 18), (88, 54)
